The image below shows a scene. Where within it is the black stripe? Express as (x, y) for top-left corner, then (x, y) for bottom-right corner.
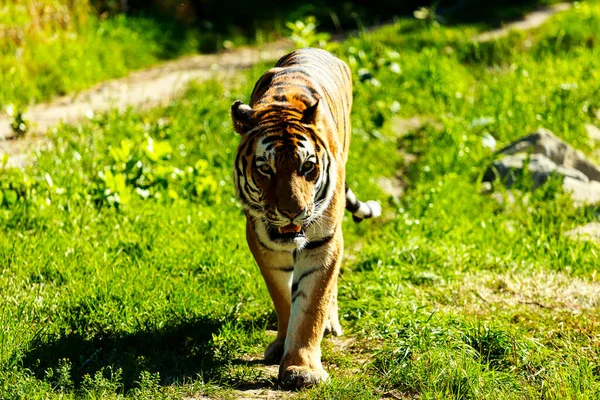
(316, 171), (330, 203)
(265, 143), (277, 152)
(240, 157), (260, 198)
(244, 136), (257, 157)
(252, 71), (275, 97)
(315, 151), (329, 199)
(292, 290), (306, 302)
(255, 231), (278, 252)
(346, 198), (360, 213)
(308, 129), (326, 153)
(276, 52), (295, 67)
(315, 151), (331, 203)
(291, 267), (320, 295)
(261, 135), (282, 144)
(293, 94), (317, 108)
(235, 165), (257, 207)
(276, 67), (314, 81)
(274, 84), (291, 95)
(277, 266), (294, 272)
(296, 267), (319, 285)
(361, 208), (373, 219)
(304, 234), (334, 250)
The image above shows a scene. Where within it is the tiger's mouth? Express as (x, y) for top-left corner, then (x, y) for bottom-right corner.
(278, 223), (302, 234)
(267, 223), (306, 241)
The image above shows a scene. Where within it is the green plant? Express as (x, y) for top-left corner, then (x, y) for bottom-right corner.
(286, 16), (331, 48)
(413, 5), (439, 26)
(6, 104), (28, 138)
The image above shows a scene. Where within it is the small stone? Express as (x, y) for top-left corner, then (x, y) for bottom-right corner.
(490, 190), (517, 206)
(565, 222), (600, 243)
(563, 178), (600, 206)
(585, 123), (600, 143)
(480, 181), (493, 194)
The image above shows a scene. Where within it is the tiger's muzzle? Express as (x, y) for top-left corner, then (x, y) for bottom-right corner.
(264, 206), (312, 243)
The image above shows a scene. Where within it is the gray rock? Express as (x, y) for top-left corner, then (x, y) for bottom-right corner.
(486, 153), (589, 188)
(485, 128), (600, 206)
(563, 178), (600, 206)
(495, 129), (600, 182)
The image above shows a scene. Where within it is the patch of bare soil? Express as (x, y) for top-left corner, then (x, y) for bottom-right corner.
(377, 115), (440, 204)
(475, 2), (571, 42)
(0, 2), (576, 170)
(0, 39), (292, 168)
(450, 270), (600, 314)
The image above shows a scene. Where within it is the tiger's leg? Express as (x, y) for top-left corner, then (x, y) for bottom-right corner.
(278, 230), (343, 389)
(246, 222), (294, 364)
(324, 283), (342, 337)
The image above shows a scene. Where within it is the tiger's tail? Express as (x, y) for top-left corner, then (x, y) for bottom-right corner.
(345, 183), (382, 223)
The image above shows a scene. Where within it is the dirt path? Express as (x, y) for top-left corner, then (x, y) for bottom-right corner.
(0, 3), (573, 168)
(475, 2), (571, 42)
(0, 39), (292, 167)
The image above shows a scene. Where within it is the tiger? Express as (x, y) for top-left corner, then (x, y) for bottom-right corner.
(231, 48), (381, 389)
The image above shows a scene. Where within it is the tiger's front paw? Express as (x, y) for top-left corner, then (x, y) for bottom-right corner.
(279, 365), (329, 390)
(264, 338), (285, 365)
(323, 318), (343, 337)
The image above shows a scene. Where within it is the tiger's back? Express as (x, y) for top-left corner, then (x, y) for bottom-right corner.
(250, 48), (353, 162)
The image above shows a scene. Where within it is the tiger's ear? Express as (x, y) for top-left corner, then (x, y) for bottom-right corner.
(231, 100), (256, 135)
(301, 100), (319, 125)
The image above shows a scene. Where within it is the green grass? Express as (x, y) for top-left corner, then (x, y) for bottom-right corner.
(1, 1), (600, 398)
(0, 0), (256, 109)
(0, 0), (573, 110)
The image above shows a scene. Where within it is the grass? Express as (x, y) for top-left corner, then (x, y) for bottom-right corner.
(0, 0), (570, 112)
(0, 0), (265, 109)
(1, 0), (600, 398)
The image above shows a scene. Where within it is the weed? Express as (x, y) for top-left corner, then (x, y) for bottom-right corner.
(286, 16), (331, 49)
(6, 104), (28, 138)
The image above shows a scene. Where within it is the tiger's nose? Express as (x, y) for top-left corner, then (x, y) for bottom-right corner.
(279, 208), (304, 220)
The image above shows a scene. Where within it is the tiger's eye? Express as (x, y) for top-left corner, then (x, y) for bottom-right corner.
(258, 164), (272, 175)
(302, 160), (315, 173)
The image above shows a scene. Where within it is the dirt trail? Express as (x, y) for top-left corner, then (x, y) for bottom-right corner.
(0, 3), (573, 168)
(475, 2), (571, 42)
(0, 39), (292, 167)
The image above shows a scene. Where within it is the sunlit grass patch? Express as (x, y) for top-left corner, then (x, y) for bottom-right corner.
(0, 2), (209, 108)
(2, 1), (600, 398)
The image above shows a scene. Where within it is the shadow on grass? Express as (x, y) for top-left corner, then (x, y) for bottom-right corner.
(21, 317), (228, 392)
(114, 0), (571, 55)
(96, 0), (570, 61)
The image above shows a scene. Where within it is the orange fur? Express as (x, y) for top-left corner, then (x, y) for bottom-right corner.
(232, 48), (353, 389)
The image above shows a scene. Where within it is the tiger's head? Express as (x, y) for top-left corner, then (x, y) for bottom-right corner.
(231, 99), (336, 251)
